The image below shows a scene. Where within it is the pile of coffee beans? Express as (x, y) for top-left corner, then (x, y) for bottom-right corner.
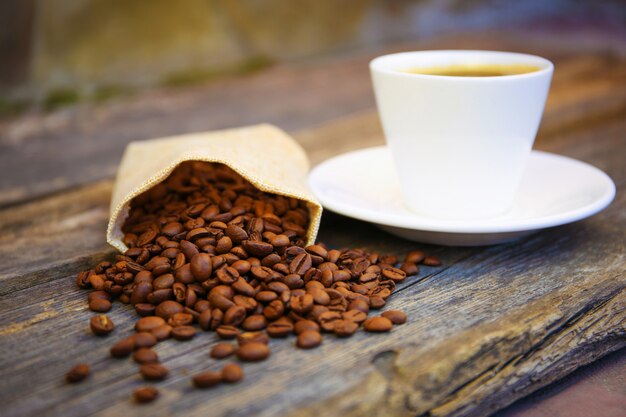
(70, 161), (440, 403)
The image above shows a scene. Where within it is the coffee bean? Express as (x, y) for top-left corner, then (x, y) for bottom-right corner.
(342, 309), (367, 324)
(133, 348), (159, 364)
(241, 314), (267, 331)
(89, 298), (112, 313)
(237, 331), (270, 346)
(237, 342), (270, 361)
(296, 330), (322, 349)
(192, 370), (222, 388)
(242, 240), (273, 257)
(266, 321), (293, 337)
(140, 363), (169, 381)
(172, 325), (196, 341)
(135, 303), (156, 316)
(221, 363), (244, 383)
(405, 250), (426, 264)
(135, 316), (166, 332)
(225, 225), (248, 243)
(190, 253), (212, 281)
(133, 332), (158, 348)
(110, 337), (135, 358)
(333, 319), (359, 337)
(198, 309), (212, 330)
(369, 296), (386, 309)
(363, 316), (393, 332)
(347, 299), (369, 314)
(294, 319), (320, 334)
(155, 300), (184, 319)
(422, 255), (442, 266)
(150, 324), (172, 341)
(382, 310), (407, 325)
(216, 325), (240, 339)
(223, 305), (246, 326)
(210, 343), (236, 359)
(400, 262), (419, 276)
(90, 315), (115, 336)
(168, 312), (193, 327)
(381, 267), (407, 282)
(65, 364), (90, 383)
(134, 386), (159, 403)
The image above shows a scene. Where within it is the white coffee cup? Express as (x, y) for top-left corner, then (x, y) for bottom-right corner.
(370, 50), (553, 219)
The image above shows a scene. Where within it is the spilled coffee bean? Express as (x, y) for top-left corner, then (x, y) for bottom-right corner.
(65, 364), (90, 383)
(134, 386), (159, 403)
(70, 161), (442, 403)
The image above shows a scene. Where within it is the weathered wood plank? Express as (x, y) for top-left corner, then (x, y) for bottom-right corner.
(1, 32), (624, 208)
(0, 189), (623, 417)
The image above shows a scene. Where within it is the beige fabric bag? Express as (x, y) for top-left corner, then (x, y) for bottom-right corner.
(106, 124), (322, 253)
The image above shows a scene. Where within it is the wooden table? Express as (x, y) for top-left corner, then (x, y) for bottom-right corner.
(1, 31), (624, 417)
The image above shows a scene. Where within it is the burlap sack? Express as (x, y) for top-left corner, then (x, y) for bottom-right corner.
(106, 124), (322, 253)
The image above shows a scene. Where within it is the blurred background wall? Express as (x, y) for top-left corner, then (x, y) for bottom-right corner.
(1, 0), (625, 112)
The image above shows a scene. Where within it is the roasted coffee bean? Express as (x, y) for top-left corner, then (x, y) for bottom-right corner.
(216, 266), (239, 285)
(172, 325), (196, 341)
(134, 386), (159, 403)
(193, 370), (222, 388)
(89, 298), (112, 313)
(405, 250), (426, 264)
(151, 324), (173, 341)
(294, 319), (320, 334)
(210, 308), (224, 330)
(289, 252), (312, 275)
(266, 320), (293, 337)
(90, 315), (115, 336)
(133, 348), (159, 364)
(221, 363), (244, 383)
(133, 332), (158, 348)
(422, 255), (442, 266)
(210, 343), (236, 359)
(296, 330), (322, 349)
(239, 313), (266, 330)
(223, 305), (246, 326)
(237, 342), (270, 361)
(333, 319), (359, 337)
(382, 310), (407, 325)
(242, 240), (273, 257)
(110, 338), (135, 358)
(198, 309), (212, 331)
(237, 331), (270, 346)
(348, 299), (369, 314)
(363, 316), (393, 332)
(318, 311), (342, 332)
(369, 296), (386, 310)
(216, 325), (240, 339)
(225, 225), (248, 243)
(399, 262), (419, 276)
(168, 312), (193, 327)
(190, 253), (212, 281)
(65, 364), (90, 383)
(135, 303), (156, 316)
(155, 300), (184, 319)
(381, 267), (407, 282)
(290, 294), (313, 314)
(342, 309), (367, 324)
(135, 316), (165, 333)
(140, 363), (169, 381)
(263, 299), (285, 321)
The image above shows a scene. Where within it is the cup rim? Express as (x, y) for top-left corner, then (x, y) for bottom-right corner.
(369, 49), (554, 81)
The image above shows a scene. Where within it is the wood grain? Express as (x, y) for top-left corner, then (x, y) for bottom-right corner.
(0, 32), (625, 417)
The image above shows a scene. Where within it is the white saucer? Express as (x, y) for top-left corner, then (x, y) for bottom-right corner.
(308, 146), (615, 246)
